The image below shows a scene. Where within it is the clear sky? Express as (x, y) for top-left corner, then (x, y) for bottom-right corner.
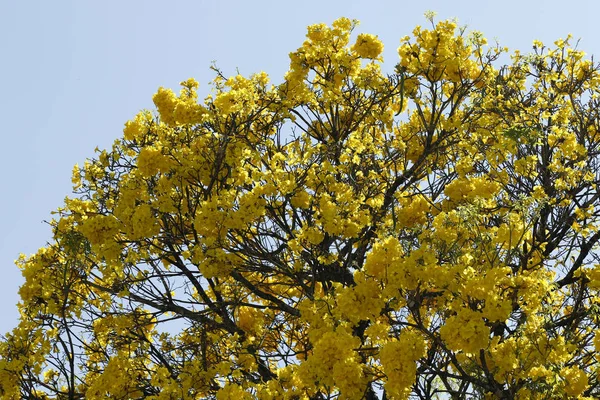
(1, 0), (598, 335)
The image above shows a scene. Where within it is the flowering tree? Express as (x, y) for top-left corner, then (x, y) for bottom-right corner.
(3, 16), (600, 399)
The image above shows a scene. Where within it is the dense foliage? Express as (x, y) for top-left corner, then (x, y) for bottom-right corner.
(3, 16), (600, 399)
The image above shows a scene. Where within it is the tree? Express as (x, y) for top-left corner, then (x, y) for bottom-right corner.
(2, 16), (600, 399)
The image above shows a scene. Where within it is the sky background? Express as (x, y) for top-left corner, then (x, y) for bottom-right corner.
(1, 0), (598, 335)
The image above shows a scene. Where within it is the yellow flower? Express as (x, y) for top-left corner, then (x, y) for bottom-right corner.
(352, 33), (384, 59)
(562, 366), (588, 397)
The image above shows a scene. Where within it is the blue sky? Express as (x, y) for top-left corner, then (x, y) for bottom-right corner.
(1, 0), (598, 334)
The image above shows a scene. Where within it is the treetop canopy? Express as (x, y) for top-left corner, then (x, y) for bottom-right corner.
(2, 16), (600, 399)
